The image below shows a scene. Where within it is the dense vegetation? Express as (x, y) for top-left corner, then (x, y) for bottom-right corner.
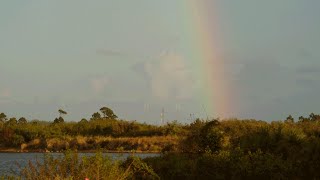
(146, 115), (320, 179)
(0, 107), (183, 152)
(2, 108), (320, 179)
(1, 150), (159, 180)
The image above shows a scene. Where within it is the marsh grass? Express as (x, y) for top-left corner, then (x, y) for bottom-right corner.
(0, 176), (17, 180)
(19, 135), (178, 153)
(7, 149), (159, 180)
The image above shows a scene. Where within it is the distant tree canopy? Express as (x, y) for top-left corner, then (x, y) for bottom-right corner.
(309, 113), (320, 121)
(54, 117), (64, 124)
(100, 107), (118, 119)
(0, 113), (7, 122)
(285, 115), (294, 123)
(80, 118), (88, 123)
(91, 112), (102, 121)
(297, 113), (320, 123)
(18, 117), (27, 124)
(6, 117), (17, 126)
(58, 109), (67, 117)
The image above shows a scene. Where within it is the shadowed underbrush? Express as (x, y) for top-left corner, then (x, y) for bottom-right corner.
(143, 118), (320, 179)
(3, 150), (159, 180)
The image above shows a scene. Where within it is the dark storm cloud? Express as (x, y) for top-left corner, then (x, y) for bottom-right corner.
(234, 60), (294, 92)
(229, 58), (296, 118)
(228, 54), (320, 120)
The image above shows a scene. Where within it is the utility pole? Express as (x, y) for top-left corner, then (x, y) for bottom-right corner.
(189, 113), (195, 122)
(202, 104), (209, 121)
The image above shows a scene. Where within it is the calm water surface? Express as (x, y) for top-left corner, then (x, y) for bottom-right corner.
(0, 152), (159, 176)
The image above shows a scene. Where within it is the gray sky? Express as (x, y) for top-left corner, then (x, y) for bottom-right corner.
(0, 0), (320, 123)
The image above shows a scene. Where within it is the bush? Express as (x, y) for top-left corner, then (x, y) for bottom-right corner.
(18, 150), (158, 180)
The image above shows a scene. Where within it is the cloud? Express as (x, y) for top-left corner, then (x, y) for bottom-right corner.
(295, 78), (319, 88)
(96, 49), (129, 57)
(136, 53), (195, 100)
(230, 58), (320, 119)
(0, 88), (11, 98)
(296, 65), (320, 74)
(96, 49), (147, 59)
(236, 60), (295, 94)
(0, 88), (17, 105)
(91, 76), (111, 94)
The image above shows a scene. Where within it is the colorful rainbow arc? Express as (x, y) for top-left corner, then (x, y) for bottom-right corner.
(181, 1), (232, 118)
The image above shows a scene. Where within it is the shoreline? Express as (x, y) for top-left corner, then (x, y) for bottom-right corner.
(0, 148), (161, 154)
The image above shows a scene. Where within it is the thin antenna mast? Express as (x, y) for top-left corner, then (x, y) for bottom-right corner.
(202, 104), (209, 120)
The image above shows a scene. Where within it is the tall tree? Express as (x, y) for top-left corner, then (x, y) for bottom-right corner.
(58, 109), (67, 118)
(91, 112), (101, 121)
(0, 112), (7, 122)
(6, 117), (17, 126)
(54, 117), (64, 124)
(309, 113), (320, 121)
(298, 116), (308, 123)
(100, 107), (118, 119)
(285, 115), (294, 123)
(18, 117), (27, 124)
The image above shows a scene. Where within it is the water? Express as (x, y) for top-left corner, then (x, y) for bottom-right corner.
(0, 152), (159, 176)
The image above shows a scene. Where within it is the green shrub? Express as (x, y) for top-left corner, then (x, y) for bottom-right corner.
(17, 150), (158, 180)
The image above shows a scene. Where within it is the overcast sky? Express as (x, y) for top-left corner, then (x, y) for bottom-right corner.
(1, 1), (320, 123)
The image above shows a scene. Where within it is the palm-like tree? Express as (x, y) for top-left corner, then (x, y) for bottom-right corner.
(58, 109), (67, 118)
(100, 107), (118, 119)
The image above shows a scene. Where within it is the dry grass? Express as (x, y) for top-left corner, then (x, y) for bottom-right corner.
(20, 136), (180, 152)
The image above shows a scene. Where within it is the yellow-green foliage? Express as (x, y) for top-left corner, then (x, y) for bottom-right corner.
(4, 112), (320, 178)
(145, 118), (320, 179)
(17, 135), (178, 152)
(17, 150), (159, 180)
(0, 117), (183, 152)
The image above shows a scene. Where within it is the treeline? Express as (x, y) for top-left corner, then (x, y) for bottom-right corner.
(3, 108), (320, 178)
(0, 107), (185, 152)
(144, 114), (320, 179)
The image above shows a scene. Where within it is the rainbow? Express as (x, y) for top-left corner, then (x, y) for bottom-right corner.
(180, 1), (232, 118)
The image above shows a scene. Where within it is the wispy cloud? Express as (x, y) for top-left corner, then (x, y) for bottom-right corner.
(96, 49), (129, 57)
(96, 49), (148, 59)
